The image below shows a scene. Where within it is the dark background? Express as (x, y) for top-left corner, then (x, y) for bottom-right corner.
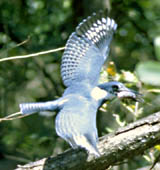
(0, 0), (160, 169)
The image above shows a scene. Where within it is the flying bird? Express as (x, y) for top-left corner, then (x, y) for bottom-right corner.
(20, 12), (141, 157)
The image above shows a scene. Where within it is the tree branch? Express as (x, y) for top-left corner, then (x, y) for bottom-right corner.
(0, 47), (65, 63)
(15, 111), (160, 170)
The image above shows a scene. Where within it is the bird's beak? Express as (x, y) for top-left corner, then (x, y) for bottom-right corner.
(117, 87), (143, 102)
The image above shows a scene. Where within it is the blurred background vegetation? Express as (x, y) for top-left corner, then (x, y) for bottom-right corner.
(0, 0), (160, 169)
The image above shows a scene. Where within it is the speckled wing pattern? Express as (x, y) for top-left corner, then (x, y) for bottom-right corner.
(61, 12), (117, 87)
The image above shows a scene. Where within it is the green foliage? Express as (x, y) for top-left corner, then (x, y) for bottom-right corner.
(136, 61), (160, 86)
(0, 0), (160, 169)
(154, 36), (160, 60)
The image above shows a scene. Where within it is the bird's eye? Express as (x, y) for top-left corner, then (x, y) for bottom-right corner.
(112, 85), (119, 92)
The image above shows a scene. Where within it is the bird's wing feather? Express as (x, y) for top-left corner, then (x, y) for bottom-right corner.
(61, 12), (117, 87)
(55, 100), (99, 155)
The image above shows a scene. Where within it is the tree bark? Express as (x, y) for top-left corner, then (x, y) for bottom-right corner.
(15, 111), (160, 170)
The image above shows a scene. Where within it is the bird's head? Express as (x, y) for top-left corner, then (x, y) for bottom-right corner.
(98, 81), (143, 102)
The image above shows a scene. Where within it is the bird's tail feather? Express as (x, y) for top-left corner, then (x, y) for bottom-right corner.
(19, 100), (60, 115)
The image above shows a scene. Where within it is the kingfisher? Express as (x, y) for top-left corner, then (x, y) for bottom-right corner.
(20, 12), (141, 157)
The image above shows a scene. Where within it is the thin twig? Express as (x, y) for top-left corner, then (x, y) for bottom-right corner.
(14, 37), (30, 48)
(0, 47), (65, 63)
(0, 112), (30, 122)
(149, 153), (160, 170)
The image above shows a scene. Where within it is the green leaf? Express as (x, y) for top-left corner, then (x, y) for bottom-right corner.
(136, 61), (160, 86)
(154, 36), (160, 61)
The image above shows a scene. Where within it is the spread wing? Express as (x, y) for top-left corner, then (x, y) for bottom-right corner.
(61, 12), (117, 87)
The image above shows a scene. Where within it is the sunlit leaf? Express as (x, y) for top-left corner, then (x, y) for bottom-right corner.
(107, 61), (117, 77)
(147, 89), (160, 93)
(155, 145), (160, 151)
(136, 61), (160, 86)
(154, 36), (160, 61)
